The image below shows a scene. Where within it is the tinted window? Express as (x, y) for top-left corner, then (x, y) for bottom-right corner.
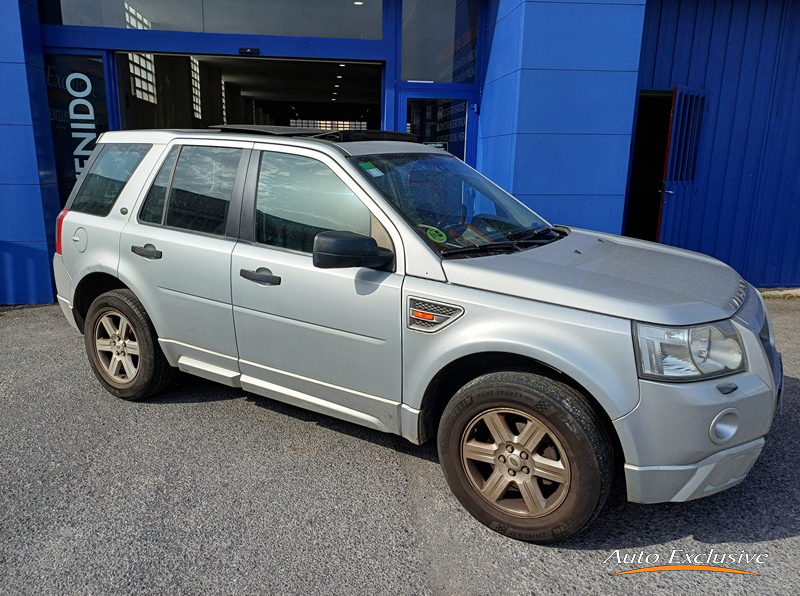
(42, 1), (382, 39)
(70, 143), (151, 216)
(164, 146), (242, 235)
(139, 146), (179, 224)
(255, 152), (371, 253)
(402, 0), (479, 83)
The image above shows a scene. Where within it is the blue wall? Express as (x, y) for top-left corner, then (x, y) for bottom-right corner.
(478, 0), (646, 233)
(0, 0), (59, 304)
(639, 0), (800, 287)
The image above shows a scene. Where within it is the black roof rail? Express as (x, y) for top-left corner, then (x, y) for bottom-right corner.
(211, 125), (326, 136)
(313, 130), (420, 143)
(211, 125), (419, 143)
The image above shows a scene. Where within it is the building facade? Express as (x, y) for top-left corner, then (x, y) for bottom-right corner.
(2, 0), (798, 304)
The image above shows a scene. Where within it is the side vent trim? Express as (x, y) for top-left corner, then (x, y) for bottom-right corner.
(408, 297), (464, 333)
(728, 277), (748, 311)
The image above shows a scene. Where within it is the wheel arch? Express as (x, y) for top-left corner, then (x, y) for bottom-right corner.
(72, 272), (130, 334)
(416, 351), (624, 470)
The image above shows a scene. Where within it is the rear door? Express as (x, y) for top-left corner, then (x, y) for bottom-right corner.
(60, 143), (154, 293)
(230, 145), (405, 433)
(119, 139), (252, 371)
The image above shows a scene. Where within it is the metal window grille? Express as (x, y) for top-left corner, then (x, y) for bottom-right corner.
(667, 92), (705, 183)
(221, 80), (227, 125)
(289, 120), (368, 130)
(125, 3), (157, 104)
(190, 57), (202, 120)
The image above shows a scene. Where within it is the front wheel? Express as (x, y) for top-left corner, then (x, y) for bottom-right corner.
(437, 371), (613, 543)
(84, 289), (175, 401)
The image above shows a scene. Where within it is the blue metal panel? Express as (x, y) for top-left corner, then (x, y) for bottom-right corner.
(512, 134), (633, 197)
(0, 1), (60, 304)
(521, 1), (646, 71)
(517, 194), (627, 231)
(41, 25), (388, 61)
(476, 133), (515, 190)
(517, 70), (639, 134)
(482, 3), (522, 84)
(0, 185), (46, 242)
(477, 72), (518, 138)
(639, 0), (800, 286)
(478, 0), (646, 235)
(0, 241), (55, 305)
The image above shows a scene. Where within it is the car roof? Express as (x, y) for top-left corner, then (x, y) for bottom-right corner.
(96, 127), (449, 158)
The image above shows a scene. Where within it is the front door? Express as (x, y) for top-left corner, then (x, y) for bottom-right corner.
(230, 145), (404, 433)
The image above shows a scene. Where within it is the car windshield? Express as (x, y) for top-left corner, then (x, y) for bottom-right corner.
(350, 153), (555, 256)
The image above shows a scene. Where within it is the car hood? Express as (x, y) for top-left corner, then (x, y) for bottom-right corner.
(441, 229), (746, 325)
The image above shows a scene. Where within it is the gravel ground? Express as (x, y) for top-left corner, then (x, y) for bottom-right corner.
(0, 300), (797, 596)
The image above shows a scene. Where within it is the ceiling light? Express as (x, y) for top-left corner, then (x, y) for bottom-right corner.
(354, 2), (364, 6)
(334, 84), (340, 88)
(337, 75), (342, 79)
(331, 98), (336, 101)
(339, 64), (346, 67)
(333, 92), (338, 95)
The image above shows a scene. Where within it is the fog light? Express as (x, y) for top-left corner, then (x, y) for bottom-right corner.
(710, 408), (740, 444)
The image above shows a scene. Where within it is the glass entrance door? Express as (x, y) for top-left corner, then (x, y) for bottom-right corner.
(398, 91), (477, 165)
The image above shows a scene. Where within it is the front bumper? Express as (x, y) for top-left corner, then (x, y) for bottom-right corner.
(624, 437), (765, 503)
(616, 284), (783, 504)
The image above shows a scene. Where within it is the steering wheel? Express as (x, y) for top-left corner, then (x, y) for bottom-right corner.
(437, 203), (468, 232)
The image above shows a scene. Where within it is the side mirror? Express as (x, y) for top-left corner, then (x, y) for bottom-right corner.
(312, 231), (394, 270)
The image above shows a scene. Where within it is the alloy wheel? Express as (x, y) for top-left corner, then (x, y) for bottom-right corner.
(460, 407), (571, 518)
(93, 310), (140, 384)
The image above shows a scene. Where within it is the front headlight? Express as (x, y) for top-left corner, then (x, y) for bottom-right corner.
(634, 320), (746, 381)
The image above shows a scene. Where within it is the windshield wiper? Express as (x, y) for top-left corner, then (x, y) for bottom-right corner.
(440, 237), (554, 256)
(440, 226), (565, 257)
(508, 226), (563, 242)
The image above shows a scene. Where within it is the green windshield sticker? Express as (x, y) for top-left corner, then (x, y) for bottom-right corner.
(427, 228), (448, 243)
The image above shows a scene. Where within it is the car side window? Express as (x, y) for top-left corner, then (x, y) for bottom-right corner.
(69, 143), (151, 216)
(160, 146), (243, 235)
(255, 151), (371, 253)
(139, 146), (179, 224)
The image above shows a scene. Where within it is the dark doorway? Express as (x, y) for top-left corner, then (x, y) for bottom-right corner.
(115, 55), (382, 131)
(624, 91), (673, 241)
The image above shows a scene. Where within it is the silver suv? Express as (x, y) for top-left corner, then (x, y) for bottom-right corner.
(54, 127), (784, 543)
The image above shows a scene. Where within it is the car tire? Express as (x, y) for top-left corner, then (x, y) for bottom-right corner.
(437, 371), (613, 544)
(84, 289), (175, 401)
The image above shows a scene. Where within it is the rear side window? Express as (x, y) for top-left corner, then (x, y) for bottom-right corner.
(139, 146), (179, 224)
(160, 146), (242, 235)
(70, 143), (151, 216)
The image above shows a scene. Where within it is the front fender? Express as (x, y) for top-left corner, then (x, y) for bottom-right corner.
(401, 278), (640, 421)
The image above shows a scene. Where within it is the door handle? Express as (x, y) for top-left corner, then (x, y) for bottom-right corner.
(131, 244), (163, 260)
(240, 268), (281, 285)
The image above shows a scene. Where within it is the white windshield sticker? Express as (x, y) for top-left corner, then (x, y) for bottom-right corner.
(361, 162), (385, 177)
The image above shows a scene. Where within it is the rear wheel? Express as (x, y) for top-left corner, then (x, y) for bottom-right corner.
(84, 289), (175, 400)
(437, 371), (613, 543)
